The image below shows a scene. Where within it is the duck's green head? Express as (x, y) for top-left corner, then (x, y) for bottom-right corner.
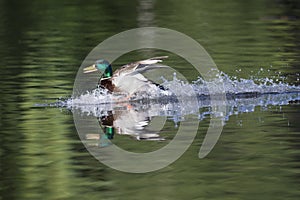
(83, 59), (113, 78)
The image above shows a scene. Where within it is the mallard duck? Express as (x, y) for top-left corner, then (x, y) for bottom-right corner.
(83, 56), (168, 95)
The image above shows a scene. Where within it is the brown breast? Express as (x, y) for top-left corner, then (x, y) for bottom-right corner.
(100, 78), (115, 92)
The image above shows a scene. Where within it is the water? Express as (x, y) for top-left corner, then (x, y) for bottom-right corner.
(1, 0), (300, 199)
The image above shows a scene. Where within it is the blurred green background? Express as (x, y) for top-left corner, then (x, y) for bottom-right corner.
(0, 0), (300, 199)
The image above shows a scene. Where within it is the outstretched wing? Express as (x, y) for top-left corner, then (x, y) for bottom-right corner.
(128, 64), (169, 76)
(114, 56), (169, 77)
(134, 56), (169, 70)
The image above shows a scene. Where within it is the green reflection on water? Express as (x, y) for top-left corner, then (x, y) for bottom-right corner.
(0, 0), (299, 199)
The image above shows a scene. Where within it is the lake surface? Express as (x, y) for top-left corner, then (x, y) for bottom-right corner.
(1, 0), (300, 199)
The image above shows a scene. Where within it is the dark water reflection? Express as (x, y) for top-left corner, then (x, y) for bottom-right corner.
(1, 0), (300, 199)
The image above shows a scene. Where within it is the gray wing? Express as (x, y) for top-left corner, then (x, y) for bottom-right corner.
(126, 56), (169, 75)
(120, 56), (168, 70)
(114, 56), (169, 77)
(129, 64), (169, 76)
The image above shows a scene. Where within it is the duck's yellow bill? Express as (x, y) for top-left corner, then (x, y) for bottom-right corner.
(83, 64), (97, 73)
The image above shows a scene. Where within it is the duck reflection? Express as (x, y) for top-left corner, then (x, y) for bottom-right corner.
(84, 101), (174, 146)
(97, 107), (165, 141)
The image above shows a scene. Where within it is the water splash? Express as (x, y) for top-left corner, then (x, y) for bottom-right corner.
(191, 71), (300, 96)
(61, 70), (300, 118)
(66, 71), (300, 106)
